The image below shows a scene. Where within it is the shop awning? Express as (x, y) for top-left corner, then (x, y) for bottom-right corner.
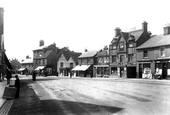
(18, 68), (26, 71)
(35, 66), (45, 70)
(72, 65), (91, 71)
(4, 53), (13, 69)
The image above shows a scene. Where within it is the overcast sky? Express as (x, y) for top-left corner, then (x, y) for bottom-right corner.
(0, 0), (170, 62)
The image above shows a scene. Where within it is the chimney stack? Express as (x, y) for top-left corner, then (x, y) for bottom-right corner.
(142, 21), (148, 32)
(115, 27), (121, 37)
(163, 24), (170, 35)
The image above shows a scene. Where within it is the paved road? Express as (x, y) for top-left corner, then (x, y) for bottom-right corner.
(5, 76), (170, 115)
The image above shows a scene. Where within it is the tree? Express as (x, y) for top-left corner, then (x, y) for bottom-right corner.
(11, 58), (21, 71)
(39, 40), (44, 47)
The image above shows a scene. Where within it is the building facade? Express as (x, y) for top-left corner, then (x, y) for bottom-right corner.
(72, 50), (98, 77)
(136, 25), (170, 80)
(94, 49), (109, 77)
(57, 49), (81, 76)
(33, 45), (58, 75)
(109, 21), (150, 78)
(19, 59), (33, 75)
(0, 8), (12, 81)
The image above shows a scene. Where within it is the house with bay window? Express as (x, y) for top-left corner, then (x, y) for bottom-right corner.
(109, 21), (151, 78)
(136, 25), (170, 80)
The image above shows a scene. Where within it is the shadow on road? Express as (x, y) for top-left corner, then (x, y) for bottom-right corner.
(7, 78), (124, 115)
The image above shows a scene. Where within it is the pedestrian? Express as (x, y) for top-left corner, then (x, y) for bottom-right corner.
(6, 69), (12, 85)
(14, 75), (20, 98)
(32, 71), (36, 81)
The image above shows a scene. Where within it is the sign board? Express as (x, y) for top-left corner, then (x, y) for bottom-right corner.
(2, 87), (17, 99)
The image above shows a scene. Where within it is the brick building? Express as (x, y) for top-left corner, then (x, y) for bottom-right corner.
(109, 21), (150, 78)
(136, 25), (170, 79)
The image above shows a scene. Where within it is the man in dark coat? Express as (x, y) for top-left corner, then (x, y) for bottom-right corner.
(32, 71), (36, 81)
(14, 75), (20, 98)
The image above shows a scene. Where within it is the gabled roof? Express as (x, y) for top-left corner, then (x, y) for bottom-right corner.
(79, 50), (99, 58)
(21, 59), (33, 64)
(129, 29), (144, 41)
(57, 50), (81, 63)
(121, 32), (129, 41)
(34, 50), (53, 59)
(44, 50), (53, 58)
(136, 34), (170, 49)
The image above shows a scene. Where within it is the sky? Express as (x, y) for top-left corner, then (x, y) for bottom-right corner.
(0, 0), (170, 62)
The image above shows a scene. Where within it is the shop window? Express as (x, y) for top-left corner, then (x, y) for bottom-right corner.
(111, 67), (117, 74)
(112, 56), (116, 63)
(160, 47), (165, 57)
(143, 50), (148, 58)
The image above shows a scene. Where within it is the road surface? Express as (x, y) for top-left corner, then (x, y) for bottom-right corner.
(7, 75), (170, 115)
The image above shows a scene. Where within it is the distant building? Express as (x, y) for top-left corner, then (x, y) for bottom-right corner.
(57, 48), (81, 76)
(19, 59), (33, 75)
(109, 21), (151, 78)
(72, 50), (98, 77)
(33, 44), (58, 75)
(94, 49), (109, 77)
(136, 25), (170, 79)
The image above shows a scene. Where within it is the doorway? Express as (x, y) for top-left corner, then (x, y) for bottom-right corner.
(162, 63), (167, 79)
(139, 64), (143, 78)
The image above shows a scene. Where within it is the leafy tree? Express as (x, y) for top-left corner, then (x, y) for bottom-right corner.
(11, 58), (21, 71)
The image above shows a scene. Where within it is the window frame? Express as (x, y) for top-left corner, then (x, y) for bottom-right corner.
(112, 55), (116, 63)
(119, 42), (124, 51)
(143, 50), (148, 58)
(160, 47), (165, 57)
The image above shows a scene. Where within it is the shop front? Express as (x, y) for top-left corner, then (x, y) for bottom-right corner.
(138, 62), (152, 79)
(94, 65), (109, 77)
(155, 60), (170, 79)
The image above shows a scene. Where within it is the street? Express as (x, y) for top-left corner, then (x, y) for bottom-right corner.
(6, 75), (170, 115)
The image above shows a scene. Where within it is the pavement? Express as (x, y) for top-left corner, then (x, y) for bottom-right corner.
(0, 80), (7, 108)
(0, 78), (15, 115)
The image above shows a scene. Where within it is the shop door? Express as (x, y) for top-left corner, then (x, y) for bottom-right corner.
(139, 64), (143, 78)
(120, 67), (124, 77)
(162, 63), (167, 79)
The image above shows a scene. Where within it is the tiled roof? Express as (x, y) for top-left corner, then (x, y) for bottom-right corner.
(21, 59), (33, 64)
(34, 50), (53, 59)
(79, 50), (99, 58)
(136, 34), (170, 49)
(44, 50), (53, 58)
(129, 29), (144, 41)
(70, 52), (82, 63)
(96, 50), (109, 57)
(121, 32), (129, 41)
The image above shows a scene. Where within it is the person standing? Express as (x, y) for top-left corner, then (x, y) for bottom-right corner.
(32, 71), (36, 81)
(6, 69), (12, 85)
(14, 75), (20, 98)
